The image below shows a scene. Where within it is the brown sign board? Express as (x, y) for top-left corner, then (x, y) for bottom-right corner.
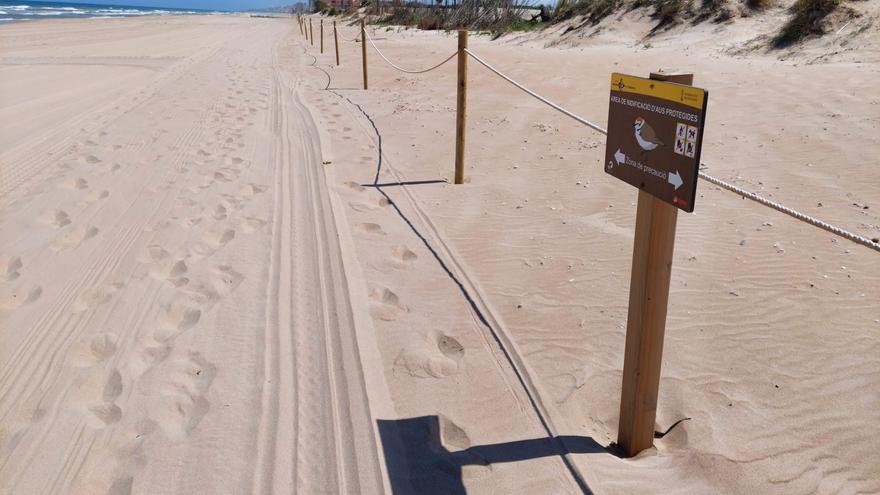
(603, 73), (708, 212)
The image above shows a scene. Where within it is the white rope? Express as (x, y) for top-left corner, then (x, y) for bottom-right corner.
(697, 171), (879, 252)
(338, 25), (361, 42)
(464, 47), (880, 253)
(464, 48), (608, 135)
(365, 30), (456, 74)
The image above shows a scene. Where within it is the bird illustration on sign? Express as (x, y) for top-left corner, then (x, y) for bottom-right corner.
(634, 117), (663, 151)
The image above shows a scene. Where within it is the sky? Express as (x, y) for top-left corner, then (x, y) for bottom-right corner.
(27, 0), (302, 12)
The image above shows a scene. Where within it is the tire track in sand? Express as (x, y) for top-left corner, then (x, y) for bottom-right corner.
(251, 37), (384, 495)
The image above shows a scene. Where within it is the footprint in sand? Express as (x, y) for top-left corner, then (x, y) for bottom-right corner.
(71, 281), (124, 313)
(390, 245), (418, 269)
(138, 245), (169, 264)
(190, 228), (235, 259)
(239, 183), (267, 198)
(40, 209), (71, 228)
(177, 214), (204, 228)
(344, 181), (365, 192)
(60, 177), (89, 190)
(4, 256), (22, 281)
(213, 170), (233, 183)
(394, 331), (465, 379)
(71, 367), (124, 428)
(69, 434), (145, 495)
(84, 155), (101, 165)
(355, 223), (386, 236)
(0, 285), (43, 310)
(213, 204), (228, 221)
(148, 258), (189, 287)
(349, 194), (390, 213)
(69, 333), (118, 367)
(50, 225), (99, 252)
(148, 351), (216, 440)
(154, 301), (201, 342)
(137, 344), (174, 375)
(86, 189), (110, 201)
(437, 414), (472, 450)
(241, 216), (267, 234)
(369, 287), (408, 321)
(87, 368), (123, 427)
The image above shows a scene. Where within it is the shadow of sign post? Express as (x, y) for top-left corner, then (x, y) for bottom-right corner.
(377, 416), (614, 494)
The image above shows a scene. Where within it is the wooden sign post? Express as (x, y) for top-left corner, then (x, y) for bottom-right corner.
(320, 19), (324, 54)
(333, 21), (340, 66)
(616, 72), (698, 457)
(361, 19), (368, 90)
(454, 30), (468, 185)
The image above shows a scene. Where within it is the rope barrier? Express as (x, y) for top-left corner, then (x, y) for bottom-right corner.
(365, 30), (457, 74)
(339, 25), (361, 42)
(464, 48), (608, 135)
(463, 47), (879, 253)
(697, 172), (880, 252)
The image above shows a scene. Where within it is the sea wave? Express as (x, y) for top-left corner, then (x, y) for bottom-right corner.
(0, 2), (214, 21)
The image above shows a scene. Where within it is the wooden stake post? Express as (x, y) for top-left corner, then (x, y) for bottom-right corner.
(333, 21), (340, 66)
(454, 30), (468, 185)
(320, 19), (324, 54)
(309, 19), (314, 46)
(617, 72), (694, 458)
(361, 19), (368, 90)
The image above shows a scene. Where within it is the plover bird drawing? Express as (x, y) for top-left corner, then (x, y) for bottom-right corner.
(634, 117), (663, 151)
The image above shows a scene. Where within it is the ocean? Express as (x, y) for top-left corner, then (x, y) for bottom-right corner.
(0, 0), (221, 22)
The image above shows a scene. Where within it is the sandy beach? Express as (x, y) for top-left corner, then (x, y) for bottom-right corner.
(1, 11), (879, 495)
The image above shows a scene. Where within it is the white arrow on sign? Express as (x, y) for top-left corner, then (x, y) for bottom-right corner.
(614, 148), (626, 166)
(668, 170), (683, 190)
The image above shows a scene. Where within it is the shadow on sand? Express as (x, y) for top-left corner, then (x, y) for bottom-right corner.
(378, 416), (622, 494)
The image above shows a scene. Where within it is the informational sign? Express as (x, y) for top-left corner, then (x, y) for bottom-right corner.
(604, 73), (708, 212)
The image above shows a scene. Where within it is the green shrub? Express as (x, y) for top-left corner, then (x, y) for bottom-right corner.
(775, 0), (840, 46)
(554, 0), (624, 23)
(745, 0), (773, 9)
(657, 0), (685, 22)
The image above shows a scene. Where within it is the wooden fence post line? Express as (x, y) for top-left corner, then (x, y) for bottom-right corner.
(320, 19), (324, 54)
(616, 71), (694, 458)
(333, 21), (340, 66)
(361, 19), (368, 90)
(454, 30), (468, 185)
(309, 19), (313, 46)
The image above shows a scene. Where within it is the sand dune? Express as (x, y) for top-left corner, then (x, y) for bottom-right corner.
(1, 12), (878, 495)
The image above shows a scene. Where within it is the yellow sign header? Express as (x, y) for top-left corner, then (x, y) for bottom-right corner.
(610, 73), (706, 110)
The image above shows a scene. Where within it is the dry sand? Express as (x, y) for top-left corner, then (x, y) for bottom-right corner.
(1, 11), (879, 495)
